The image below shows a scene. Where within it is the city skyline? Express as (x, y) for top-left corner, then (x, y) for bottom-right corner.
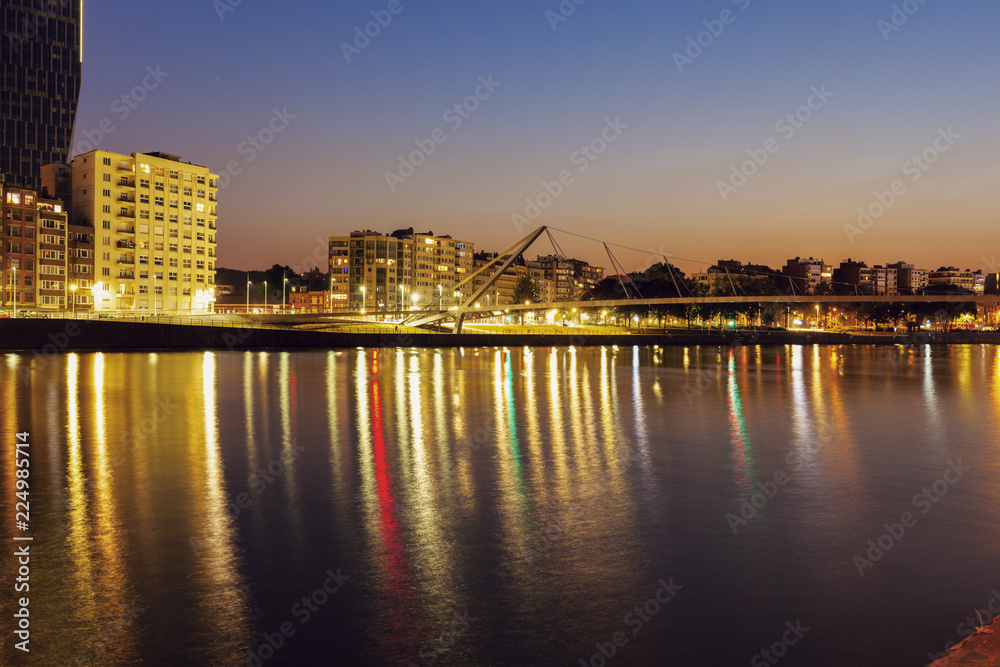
(70, 2), (1000, 275)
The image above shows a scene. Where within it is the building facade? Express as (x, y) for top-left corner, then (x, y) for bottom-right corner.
(328, 229), (475, 312)
(68, 150), (218, 312)
(2, 178), (69, 312)
(782, 257), (829, 294)
(1, 1), (83, 190)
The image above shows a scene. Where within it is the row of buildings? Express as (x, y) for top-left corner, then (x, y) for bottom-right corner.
(2, 150), (219, 314)
(693, 257), (989, 295)
(1, 6), (219, 315)
(317, 229), (605, 312)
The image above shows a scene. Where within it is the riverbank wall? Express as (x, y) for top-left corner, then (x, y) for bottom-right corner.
(2, 319), (999, 354)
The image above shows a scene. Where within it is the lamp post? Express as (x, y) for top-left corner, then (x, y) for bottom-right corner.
(264, 280), (268, 312)
(246, 272), (250, 313)
(412, 292), (419, 310)
(360, 285), (366, 313)
(12, 266), (16, 319)
(815, 304), (820, 328)
(330, 276), (334, 313)
(282, 273), (288, 313)
(70, 284), (77, 316)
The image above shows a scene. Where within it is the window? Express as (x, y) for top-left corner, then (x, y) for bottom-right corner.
(102, 267), (110, 277)
(169, 243), (178, 252)
(103, 189), (111, 198)
(169, 198), (178, 208)
(169, 286), (178, 296)
(169, 229), (178, 238)
(139, 255), (148, 265)
(102, 205), (111, 214)
(103, 157), (111, 166)
(169, 170), (178, 179)
(139, 270), (149, 279)
(139, 194), (149, 204)
(183, 202), (191, 211)
(183, 187), (192, 196)
(196, 232), (205, 241)
(169, 258), (177, 267)
(196, 261), (205, 270)
(154, 196), (164, 206)
(183, 259), (191, 269)
(154, 241), (163, 251)
(154, 212), (164, 222)
(169, 214), (178, 223)
(183, 287), (192, 296)
(155, 182), (164, 191)
(168, 272), (177, 281)
(103, 220), (111, 229)
(103, 236), (111, 246)
(103, 173), (111, 182)
(154, 257), (163, 266)
(139, 285), (148, 294)
(140, 211), (150, 220)
(169, 184), (178, 194)
(140, 164), (150, 174)
(140, 178), (149, 188)
(102, 252), (110, 261)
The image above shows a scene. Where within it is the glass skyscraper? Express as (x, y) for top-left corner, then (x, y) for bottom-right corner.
(1, 1), (83, 190)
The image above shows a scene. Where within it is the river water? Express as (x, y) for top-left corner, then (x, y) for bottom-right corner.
(1, 345), (998, 666)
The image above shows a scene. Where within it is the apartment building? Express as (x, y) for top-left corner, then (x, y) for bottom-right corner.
(69, 150), (218, 312)
(328, 228), (475, 312)
(782, 257), (829, 294)
(929, 267), (984, 294)
(2, 179), (69, 313)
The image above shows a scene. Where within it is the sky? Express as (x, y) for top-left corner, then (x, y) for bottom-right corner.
(76, 0), (1000, 276)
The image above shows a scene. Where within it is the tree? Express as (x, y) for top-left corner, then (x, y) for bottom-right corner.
(512, 276), (539, 304)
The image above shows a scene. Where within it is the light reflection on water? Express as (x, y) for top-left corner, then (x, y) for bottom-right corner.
(2, 346), (1000, 665)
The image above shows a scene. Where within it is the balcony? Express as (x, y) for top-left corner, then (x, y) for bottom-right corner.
(117, 227), (135, 235)
(208, 222), (216, 229)
(117, 258), (135, 265)
(117, 211), (136, 219)
(116, 241), (135, 249)
(118, 273), (134, 280)
(119, 179), (135, 188)
(118, 194), (135, 203)
(118, 164), (134, 173)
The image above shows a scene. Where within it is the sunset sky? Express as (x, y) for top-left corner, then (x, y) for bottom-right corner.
(76, 1), (1000, 276)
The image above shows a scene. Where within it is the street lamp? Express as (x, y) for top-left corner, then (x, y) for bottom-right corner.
(12, 266), (16, 319)
(330, 275), (334, 313)
(264, 280), (268, 311)
(815, 304), (820, 327)
(412, 292), (419, 309)
(360, 285), (366, 312)
(282, 274), (288, 313)
(70, 284), (77, 316)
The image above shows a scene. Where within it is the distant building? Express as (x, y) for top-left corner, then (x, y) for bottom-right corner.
(328, 229), (474, 312)
(289, 286), (328, 313)
(832, 259), (871, 291)
(526, 254), (603, 300)
(693, 260), (775, 292)
(885, 261), (928, 294)
(782, 257), (829, 294)
(928, 267), (982, 294)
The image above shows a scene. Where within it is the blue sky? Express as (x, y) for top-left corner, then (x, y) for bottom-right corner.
(76, 0), (1000, 273)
